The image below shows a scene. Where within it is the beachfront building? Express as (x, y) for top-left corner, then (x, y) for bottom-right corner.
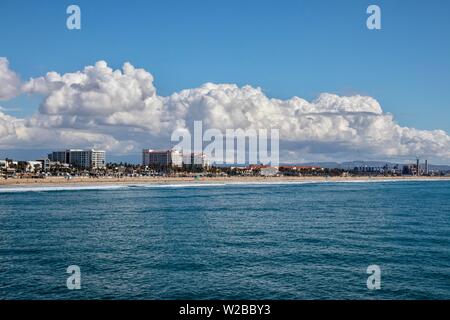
(48, 149), (106, 169)
(24, 161), (42, 173)
(260, 166), (279, 176)
(240, 165), (279, 176)
(36, 158), (51, 172)
(0, 160), (8, 178)
(35, 158), (68, 172)
(0, 159), (18, 177)
(69, 150), (106, 169)
(0, 159), (8, 169)
(142, 149), (183, 168)
(0, 159), (18, 169)
(182, 152), (210, 170)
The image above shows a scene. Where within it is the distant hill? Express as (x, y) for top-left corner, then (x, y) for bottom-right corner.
(285, 161), (450, 172)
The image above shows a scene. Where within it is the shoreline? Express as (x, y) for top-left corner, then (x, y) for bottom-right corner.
(1, 175), (450, 189)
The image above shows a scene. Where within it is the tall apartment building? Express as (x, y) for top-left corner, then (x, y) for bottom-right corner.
(182, 152), (210, 169)
(48, 150), (69, 164)
(48, 149), (106, 169)
(142, 149), (183, 168)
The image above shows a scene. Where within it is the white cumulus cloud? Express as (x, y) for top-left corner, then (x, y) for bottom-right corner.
(0, 58), (21, 100)
(1, 58), (450, 163)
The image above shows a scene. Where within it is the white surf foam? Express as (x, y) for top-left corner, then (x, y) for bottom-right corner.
(141, 183), (226, 188)
(1, 178), (447, 193)
(0, 184), (127, 193)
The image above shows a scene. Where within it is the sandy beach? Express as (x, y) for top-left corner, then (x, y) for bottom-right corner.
(1, 175), (450, 189)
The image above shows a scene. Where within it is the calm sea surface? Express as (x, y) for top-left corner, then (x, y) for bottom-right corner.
(0, 180), (449, 299)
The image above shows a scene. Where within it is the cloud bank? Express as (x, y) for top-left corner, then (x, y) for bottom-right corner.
(1, 58), (450, 163)
(0, 58), (21, 100)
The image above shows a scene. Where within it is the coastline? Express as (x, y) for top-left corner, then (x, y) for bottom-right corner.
(1, 175), (450, 189)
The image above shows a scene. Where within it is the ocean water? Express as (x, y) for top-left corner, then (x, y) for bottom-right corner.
(0, 180), (449, 300)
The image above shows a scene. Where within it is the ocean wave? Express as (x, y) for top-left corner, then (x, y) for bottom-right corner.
(330, 178), (449, 184)
(0, 185), (127, 193)
(142, 183), (226, 188)
(0, 178), (448, 193)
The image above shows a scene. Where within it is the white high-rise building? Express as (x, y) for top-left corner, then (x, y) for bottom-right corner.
(182, 152), (210, 168)
(142, 149), (183, 168)
(48, 149), (106, 169)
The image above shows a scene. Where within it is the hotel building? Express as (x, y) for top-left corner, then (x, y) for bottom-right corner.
(48, 149), (106, 169)
(182, 152), (210, 169)
(142, 149), (183, 168)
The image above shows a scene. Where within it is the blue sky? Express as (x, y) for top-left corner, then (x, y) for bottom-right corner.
(1, 0), (450, 130)
(1, 0), (450, 163)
